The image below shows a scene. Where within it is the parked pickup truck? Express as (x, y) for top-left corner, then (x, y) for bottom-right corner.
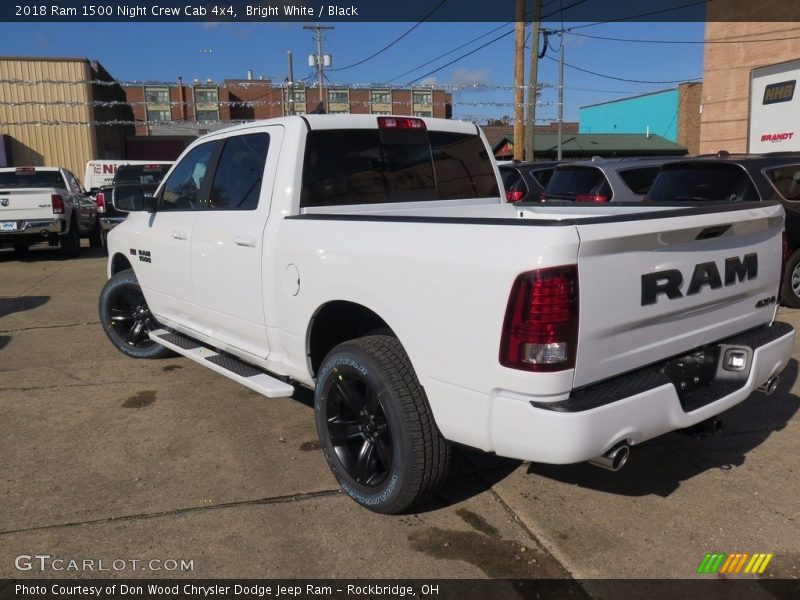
(96, 163), (172, 246)
(0, 166), (101, 257)
(99, 115), (795, 514)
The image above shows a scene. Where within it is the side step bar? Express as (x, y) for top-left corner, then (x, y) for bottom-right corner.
(149, 328), (295, 399)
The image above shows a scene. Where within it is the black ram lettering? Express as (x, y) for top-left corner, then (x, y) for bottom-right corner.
(641, 270), (683, 305)
(687, 262), (723, 296)
(725, 253), (758, 286)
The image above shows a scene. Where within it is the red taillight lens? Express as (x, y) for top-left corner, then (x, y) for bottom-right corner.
(575, 194), (609, 203)
(500, 265), (579, 372)
(96, 191), (106, 213)
(377, 116), (426, 130)
(51, 194), (64, 214)
(506, 189), (525, 203)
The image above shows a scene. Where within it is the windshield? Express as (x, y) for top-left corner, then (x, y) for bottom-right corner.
(648, 163), (760, 202)
(0, 170), (65, 189)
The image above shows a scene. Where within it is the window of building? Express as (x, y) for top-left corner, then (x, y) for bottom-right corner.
(147, 109), (171, 122)
(413, 111), (432, 118)
(328, 89), (349, 104)
(194, 88), (219, 104)
(196, 109), (219, 122)
(207, 133), (269, 211)
(144, 87), (169, 103)
(160, 142), (215, 211)
(412, 91), (432, 104)
(289, 88), (306, 103)
(372, 111), (391, 115)
(371, 90), (391, 104)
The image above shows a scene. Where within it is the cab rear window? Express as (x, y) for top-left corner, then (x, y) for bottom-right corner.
(648, 163), (759, 202)
(0, 170), (66, 189)
(300, 129), (498, 208)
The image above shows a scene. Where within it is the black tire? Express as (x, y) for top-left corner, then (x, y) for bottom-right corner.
(60, 218), (80, 258)
(12, 240), (31, 257)
(781, 250), (800, 309)
(98, 269), (170, 359)
(89, 219), (103, 248)
(314, 335), (450, 514)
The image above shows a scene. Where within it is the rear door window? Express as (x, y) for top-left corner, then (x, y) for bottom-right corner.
(647, 163), (760, 202)
(530, 168), (555, 188)
(545, 167), (612, 201)
(618, 167), (661, 195)
(765, 163), (800, 201)
(300, 128), (498, 208)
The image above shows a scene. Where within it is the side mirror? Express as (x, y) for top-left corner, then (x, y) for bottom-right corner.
(112, 186), (156, 212)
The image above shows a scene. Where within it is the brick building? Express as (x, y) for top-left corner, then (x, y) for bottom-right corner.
(123, 79), (452, 137)
(700, 1), (800, 153)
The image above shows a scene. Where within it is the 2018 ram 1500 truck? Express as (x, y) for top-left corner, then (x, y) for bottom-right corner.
(99, 115), (795, 514)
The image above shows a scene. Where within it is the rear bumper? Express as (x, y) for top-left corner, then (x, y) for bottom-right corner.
(489, 321), (795, 464)
(0, 218), (63, 241)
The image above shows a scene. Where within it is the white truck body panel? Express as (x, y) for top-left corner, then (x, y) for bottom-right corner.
(749, 58), (800, 153)
(106, 115), (794, 465)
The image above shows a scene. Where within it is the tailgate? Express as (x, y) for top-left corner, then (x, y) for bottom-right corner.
(0, 189), (57, 226)
(573, 203), (784, 388)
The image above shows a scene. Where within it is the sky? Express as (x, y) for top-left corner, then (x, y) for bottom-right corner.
(0, 19), (706, 125)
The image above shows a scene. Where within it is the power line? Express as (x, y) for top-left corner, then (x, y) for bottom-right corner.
(543, 54), (700, 84)
(559, 0), (708, 32)
(566, 30), (800, 45)
(329, 0), (449, 72)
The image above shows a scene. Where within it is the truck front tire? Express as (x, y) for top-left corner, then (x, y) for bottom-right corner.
(314, 335), (450, 514)
(98, 270), (170, 359)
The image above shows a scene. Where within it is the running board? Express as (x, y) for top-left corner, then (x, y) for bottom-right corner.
(149, 328), (294, 398)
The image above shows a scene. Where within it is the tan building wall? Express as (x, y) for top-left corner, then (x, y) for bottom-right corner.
(701, 2), (800, 153)
(677, 82), (702, 155)
(0, 57), (94, 178)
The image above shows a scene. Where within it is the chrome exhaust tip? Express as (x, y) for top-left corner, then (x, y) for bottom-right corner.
(757, 376), (779, 395)
(588, 443), (630, 472)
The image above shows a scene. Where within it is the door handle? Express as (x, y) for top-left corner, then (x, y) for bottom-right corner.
(234, 235), (257, 248)
(171, 230), (188, 240)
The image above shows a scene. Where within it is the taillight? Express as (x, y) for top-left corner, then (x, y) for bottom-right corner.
(377, 116), (426, 130)
(500, 265), (579, 372)
(96, 191), (106, 213)
(575, 194), (609, 203)
(51, 194), (64, 214)
(506, 189), (525, 203)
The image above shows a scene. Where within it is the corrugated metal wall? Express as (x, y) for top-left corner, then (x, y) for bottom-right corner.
(0, 58), (94, 181)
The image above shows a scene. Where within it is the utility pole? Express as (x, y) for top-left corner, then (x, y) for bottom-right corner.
(524, 0), (541, 161)
(304, 24), (334, 112)
(513, 0), (525, 162)
(557, 39), (564, 160)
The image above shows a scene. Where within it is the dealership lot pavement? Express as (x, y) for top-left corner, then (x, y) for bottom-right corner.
(0, 245), (798, 581)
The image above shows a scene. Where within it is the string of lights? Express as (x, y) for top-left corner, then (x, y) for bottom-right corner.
(0, 99), (554, 108)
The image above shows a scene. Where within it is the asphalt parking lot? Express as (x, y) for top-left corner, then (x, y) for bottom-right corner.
(1, 243), (799, 582)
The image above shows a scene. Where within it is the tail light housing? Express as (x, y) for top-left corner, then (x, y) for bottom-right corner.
(96, 191), (106, 213)
(575, 193), (609, 203)
(500, 265), (579, 372)
(51, 194), (64, 214)
(505, 189), (525, 203)
(377, 116), (426, 130)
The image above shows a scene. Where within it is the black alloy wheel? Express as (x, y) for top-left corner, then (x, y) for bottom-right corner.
(325, 374), (393, 487)
(98, 270), (170, 359)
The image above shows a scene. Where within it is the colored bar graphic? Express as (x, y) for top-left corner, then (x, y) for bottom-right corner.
(698, 552), (774, 575)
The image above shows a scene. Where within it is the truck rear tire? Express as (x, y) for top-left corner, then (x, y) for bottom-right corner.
(60, 218), (80, 258)
(89, 219), (103, 249)
(314, 335), (451, 514)
(98, 269), (170, 359)
(781, 250), (800, 308)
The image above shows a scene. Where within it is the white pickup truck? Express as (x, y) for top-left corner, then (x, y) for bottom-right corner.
(0, 166), (101, 256)
(99, 115), (795, 513)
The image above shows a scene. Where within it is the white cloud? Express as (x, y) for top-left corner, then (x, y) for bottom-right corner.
(450, 67), (491, 86)
(418, 77), (438, 86)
